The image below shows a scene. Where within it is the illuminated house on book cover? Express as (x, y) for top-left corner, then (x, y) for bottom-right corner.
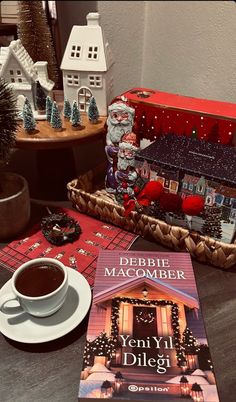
(78, 250), (219, 401)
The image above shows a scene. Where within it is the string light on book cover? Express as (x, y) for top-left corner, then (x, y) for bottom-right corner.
(110, 297), (184, 366)
(135, 309), (155, 324)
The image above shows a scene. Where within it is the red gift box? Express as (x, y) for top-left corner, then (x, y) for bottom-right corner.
(119, 87), (236, 145)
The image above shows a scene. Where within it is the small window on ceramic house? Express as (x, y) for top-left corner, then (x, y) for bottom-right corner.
(72, 75), (79, 85)
(182, 182), (188, 189)
(89, 75), (102, 88)
(66, 74), (79, 86)
(70, 45), (81, 59)
(88, 46), (99, 60)
(10, 70), (14, 75)
(17, 70), (21, 75)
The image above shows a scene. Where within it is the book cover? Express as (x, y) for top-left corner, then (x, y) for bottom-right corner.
(78, 250), (219, 402)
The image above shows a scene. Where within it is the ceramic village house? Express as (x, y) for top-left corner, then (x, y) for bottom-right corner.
(60, 12), (114, 116)
(0, 39), (54, 114)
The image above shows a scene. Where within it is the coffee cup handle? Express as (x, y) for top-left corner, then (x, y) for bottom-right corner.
(0, 293), (23, 314)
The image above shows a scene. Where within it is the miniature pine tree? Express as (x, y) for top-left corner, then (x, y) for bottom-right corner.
(17, 1), (59, 87)
(22, 98), (36, 133)
(202, 206), (222, 239)
(88, 96), (99, 123)
(70, 101), (81, 128)
(50, 101), (62, 130)
(63, 99), (72, 119)
(35, 81), (46, 112)
(90, 332), (115, 358)
(83, 340), (93, 368)
(46, 96), (53, 122)
(181, 327), (199, 355)
(0, 78), (18, 165)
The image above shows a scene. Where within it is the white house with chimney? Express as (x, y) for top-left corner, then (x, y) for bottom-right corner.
(60, 12), (114, 116)
(0, 39), (54, 118)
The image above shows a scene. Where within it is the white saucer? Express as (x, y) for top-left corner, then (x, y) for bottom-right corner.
(0, 268), (92, 344)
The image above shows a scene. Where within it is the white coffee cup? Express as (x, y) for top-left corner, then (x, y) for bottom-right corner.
(0, 258), (68, 317)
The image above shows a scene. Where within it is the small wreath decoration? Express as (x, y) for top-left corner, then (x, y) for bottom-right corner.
(41, 212), (81, 246)
(136, 310), (155, 324)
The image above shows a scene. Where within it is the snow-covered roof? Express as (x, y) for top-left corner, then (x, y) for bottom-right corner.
(8, 82), (31, 90)
(0, 40), (54, 91)
(0, 47), (9, 73)
(60, 12), (114, 72)
(34, 61), (54, 91)
(0, 39), (37, 80)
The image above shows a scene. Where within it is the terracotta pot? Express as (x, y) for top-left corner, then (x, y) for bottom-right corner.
(0, 173), (30, 240)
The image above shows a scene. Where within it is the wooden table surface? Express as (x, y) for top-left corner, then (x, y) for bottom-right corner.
(15, 115), (107, 150)
(0, 202), (236, 401)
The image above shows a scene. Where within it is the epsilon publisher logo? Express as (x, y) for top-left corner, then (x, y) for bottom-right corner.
(128, 385), (170, 393)
(128, 385), (138, 392)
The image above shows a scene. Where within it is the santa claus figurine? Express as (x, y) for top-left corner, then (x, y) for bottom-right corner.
(115, 131), (140, 197)
(105, 100), (135, 193)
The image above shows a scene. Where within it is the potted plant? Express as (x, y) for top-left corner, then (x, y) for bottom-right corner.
(0, 78), (30, 240)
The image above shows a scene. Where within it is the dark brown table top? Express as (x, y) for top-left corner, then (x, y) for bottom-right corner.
(15, 115), (106, 150)
(0, 201), (236, 401)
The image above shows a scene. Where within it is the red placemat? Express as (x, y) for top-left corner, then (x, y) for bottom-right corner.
(0, 208), (138, 286)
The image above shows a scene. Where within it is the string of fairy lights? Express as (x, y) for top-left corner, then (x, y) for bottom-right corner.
(82, 297), (211, 372)
(110, 297), (184, 366)
(135, 309), (155, 323)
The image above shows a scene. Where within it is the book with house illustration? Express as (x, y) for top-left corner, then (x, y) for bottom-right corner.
(78, 250), (219, 402)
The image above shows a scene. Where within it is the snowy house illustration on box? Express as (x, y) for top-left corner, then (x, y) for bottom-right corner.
(60, 12), (114, 116)
(0, 39), (54, 117)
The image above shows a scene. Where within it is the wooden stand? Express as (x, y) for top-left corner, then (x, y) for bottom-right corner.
(15, 115), (106, 200)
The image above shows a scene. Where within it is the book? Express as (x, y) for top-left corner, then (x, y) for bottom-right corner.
(78, 250), (219, 401)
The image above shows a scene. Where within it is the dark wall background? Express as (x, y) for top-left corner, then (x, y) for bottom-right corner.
(56, 1), (97, 65)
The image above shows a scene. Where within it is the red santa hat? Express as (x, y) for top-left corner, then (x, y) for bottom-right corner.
(121, 132), (139, 148)
(108, 99), (135, 117)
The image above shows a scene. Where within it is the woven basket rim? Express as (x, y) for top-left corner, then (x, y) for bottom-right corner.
(67, 178), (236, 251)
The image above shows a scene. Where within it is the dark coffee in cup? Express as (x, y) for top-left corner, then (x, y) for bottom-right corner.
(15, 263), (64, 297)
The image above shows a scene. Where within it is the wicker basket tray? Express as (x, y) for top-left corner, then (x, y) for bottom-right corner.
(67, 165), (236, 269)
